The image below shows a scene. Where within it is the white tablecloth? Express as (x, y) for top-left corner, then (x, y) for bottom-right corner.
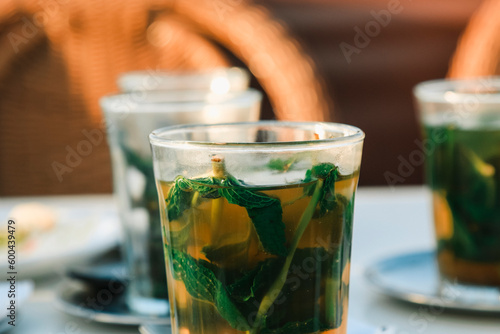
(3, 186), (500, 333)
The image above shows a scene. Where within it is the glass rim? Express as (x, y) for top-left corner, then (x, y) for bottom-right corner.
(413, 76), (500, 104)
(117, 67), (249, 93)
(100, 88), (262, 113)
(149, 121), (365, 149)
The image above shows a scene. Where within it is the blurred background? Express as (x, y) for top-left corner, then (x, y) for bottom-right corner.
(1, 0), (499, 196)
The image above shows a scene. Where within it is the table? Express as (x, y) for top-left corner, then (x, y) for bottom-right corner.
(4, 186), (500, 333)
(350, 186), (500, 334)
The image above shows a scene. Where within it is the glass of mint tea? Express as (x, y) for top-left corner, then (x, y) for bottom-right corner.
(100, 88), (262, 316)
(149, 121), (364, 334)
(414, 77), (500, 286)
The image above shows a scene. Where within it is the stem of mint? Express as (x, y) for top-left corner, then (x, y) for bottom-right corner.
(211, 157), (225, 243)
(251, 178), (325, 334)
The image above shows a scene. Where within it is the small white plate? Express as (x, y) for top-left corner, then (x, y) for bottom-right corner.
(55, 280), (170, 326)
(1, 206), (121, 278)
(365, 250), (500, 313)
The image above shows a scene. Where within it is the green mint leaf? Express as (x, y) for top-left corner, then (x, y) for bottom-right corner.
(229, 248), (345, 332)
(310, 163), (338, 179)
(122, 146), (159, 202)
(319, 167), (339, 216)
(227, 257), (284, 302)
(267, 158), (297, 172)
(189, 177), (222, 199)
(170, 249), (251, 331)
(220, 176), (278, 209)
(453, 145), (496, 208)
(446, 145), (500, 261)
(246, 204), (287, 257)
(423, 125), (454, 190)
(122, 146), (153, 176)
(166, 177), (195, 221)
(167, 174), (287, 256)
(303, 163), (337, 193)
(201, 237), (249, 265)
(219, 176), (287, 257)
(302, 171), (315, 199)
(425, 124), (500, 263)
(263, 247), (345, 332)
(168, 218), (192, 249)
(303, 163), (341, 217)
(166, 176), (221, 221)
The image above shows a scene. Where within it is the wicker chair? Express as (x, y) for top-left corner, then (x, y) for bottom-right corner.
(448, 0), (500, 77)
(0, 0), (331, 196)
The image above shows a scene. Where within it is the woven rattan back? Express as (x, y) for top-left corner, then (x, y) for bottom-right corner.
(448, 0), (500, 77)
(0, 0), (330, 195)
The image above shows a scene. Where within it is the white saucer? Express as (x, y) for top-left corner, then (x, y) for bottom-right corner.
(55, 279), (170, 326)
(365, 250), (500, 313)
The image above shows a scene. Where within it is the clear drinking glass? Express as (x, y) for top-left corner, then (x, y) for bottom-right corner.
(101, 89), (262, 315)
(414, 77), (500, 286)
(150, 121), (364, 334)
(117, 67), (249, 94)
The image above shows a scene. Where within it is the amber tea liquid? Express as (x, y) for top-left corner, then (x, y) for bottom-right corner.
(157, 174), (358, 334)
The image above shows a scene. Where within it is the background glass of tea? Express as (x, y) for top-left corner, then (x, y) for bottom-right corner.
(100, 86), (262, 316)
(149, 121), (364, 334)
(414, 77), (500, 286)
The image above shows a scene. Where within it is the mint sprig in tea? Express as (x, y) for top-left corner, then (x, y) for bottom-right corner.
(424, 121), (500, 286)
(157, 157), (358, 334)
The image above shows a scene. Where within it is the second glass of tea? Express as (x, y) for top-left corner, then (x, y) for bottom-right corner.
(150, 121), (364, 334)
(415, 77), (500, 286)
(100, 88), (262, 316)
